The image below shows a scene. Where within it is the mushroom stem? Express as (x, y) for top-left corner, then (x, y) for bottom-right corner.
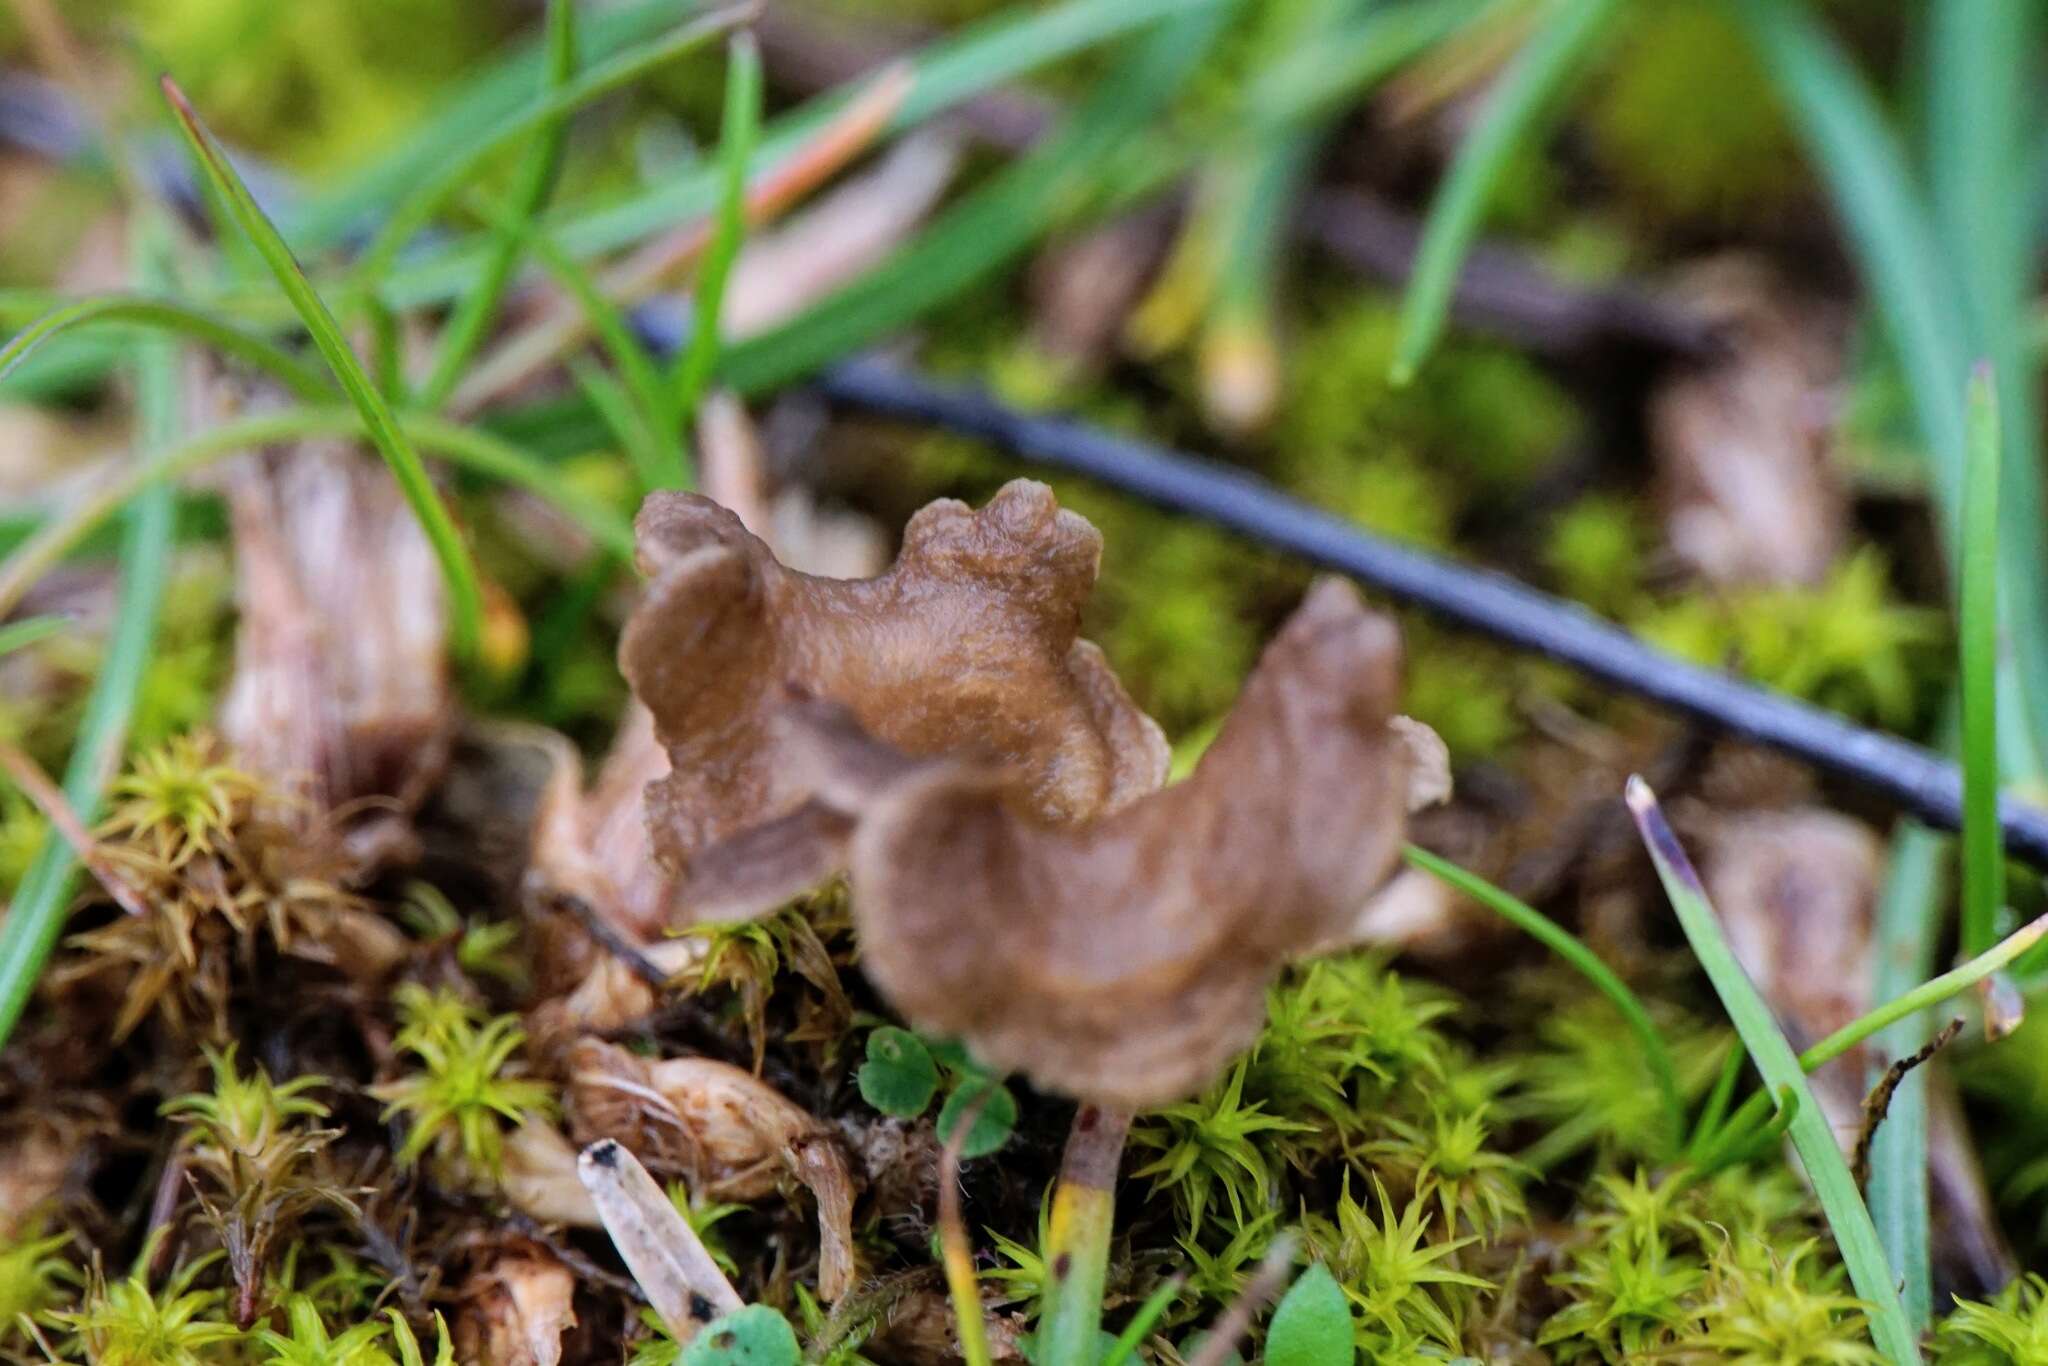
(1040, 1105), (1131, 1366)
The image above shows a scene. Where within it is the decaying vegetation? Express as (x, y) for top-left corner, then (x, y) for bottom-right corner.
(5, 1), (2048, 1364)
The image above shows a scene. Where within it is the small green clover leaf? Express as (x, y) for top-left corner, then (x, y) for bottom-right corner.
(681, 1305), (801, 1366)
(857, 1026), (940, 1117)
(936, 1075), (1018, 1158)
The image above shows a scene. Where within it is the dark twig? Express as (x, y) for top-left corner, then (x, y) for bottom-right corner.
(812, 358), (2048, 872)
(1852, 1016), (1964, 1189)
(552, 892), (671, 989)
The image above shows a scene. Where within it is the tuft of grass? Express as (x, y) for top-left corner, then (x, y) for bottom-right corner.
(1627, 777), (1920, 1364)
(161, 76), (486, 659)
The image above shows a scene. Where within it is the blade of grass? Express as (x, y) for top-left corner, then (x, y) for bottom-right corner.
(350, 6), (747, 297)
(1403, 842), (1683, 1154)
(1244, 0), (1484, 136)
(290, 0), (694, 248)
(1627, 776), (1919, 1364)
(662, 30), (763, 486)
(372, 0), (1200, 313)
(0, 407), (632, 621)
(1737, 0), (2048, 783)
(1927, 0), (2048, 776)
(0, 295), (334, 400)
(1865, 819), (1943, 1332)
(1959, 366), (2003, 956)
(462, 194), (670, 435)
(720, 0), (1235, 394)
(1389, 0), (1623, 385)
(0, 220), (180, 1052)
(1099, 1277), (1182, 1366)
(418, 0), (581, 410)
(448, 63), (913, 418)
(162, 77), (485, 660)
(0, 615), (65, 659)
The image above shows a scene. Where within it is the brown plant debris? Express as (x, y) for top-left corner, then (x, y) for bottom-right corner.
(620, 479), (1168, 924)
(567, 1039), (858, 1302)
(781, 576), (1416, 1109)
(456, 1245), (580, 1366)
(218, 442), (454, 837)
(1651, 257), (1847, 588)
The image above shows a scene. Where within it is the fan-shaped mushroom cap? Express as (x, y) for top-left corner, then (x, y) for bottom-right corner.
(620, 480), (1168, 920)
(781, 577), (1415, 1109)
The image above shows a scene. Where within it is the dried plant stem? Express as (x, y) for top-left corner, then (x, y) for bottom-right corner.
(1040, 1105), (1129, 1366)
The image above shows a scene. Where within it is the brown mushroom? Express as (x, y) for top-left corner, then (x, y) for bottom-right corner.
(777, 576), (1415, 1109)
(620, 479), (1168, 921)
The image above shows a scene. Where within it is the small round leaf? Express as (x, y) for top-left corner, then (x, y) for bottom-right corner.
(857, 1026), (939, 1117)
(1264, 1263), (1353, 1366)
(681, 1305), (801, 1366)
(936, 1077), (1017, 1158)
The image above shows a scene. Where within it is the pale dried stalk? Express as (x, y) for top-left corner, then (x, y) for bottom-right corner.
(578, 1138), (744, 1343)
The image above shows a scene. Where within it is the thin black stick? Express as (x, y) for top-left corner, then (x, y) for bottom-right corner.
(813, 358), (2048, 871)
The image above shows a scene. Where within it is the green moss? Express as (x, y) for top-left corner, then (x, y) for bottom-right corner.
(135, 0), (495, 172)
(1937, 1273), (2048, 1365)
(1633, 550), (1946, 729)
(1584, 0), (1801, 223)
(1278, 297), (1579, 542)
(1544, 493), (1650, 616)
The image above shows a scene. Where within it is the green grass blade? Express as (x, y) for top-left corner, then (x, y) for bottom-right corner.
(0, 408), (632, 621)
(1866, 821), (1943, 1332)
(1627, 777), (1919, 1365)
(353, 6), (744, 294)
(721, 0), (1234, 395)
(1245, 0), (1483, 135)
(1737, 0), (2048, 782)
(572, 358), (666, 494)
(0, 224), (180, 1052)
(1804, 908), (2046, 1074)
(0, 615), (64, 659)
(1404, 843), (1683, 1154)
(1960, 367), (2004, 955)
(1099, 1276), (1183, 1366)
(663, 30), (763, 485)
(289, 0), (692, 249)
(419, 0), (581, 410)
(1927, 0), (2048, 775)
(1389, 0), (1623, 385)
(162, 78), (485, 660)
(371, 0), (1199, 314)
(0, 295), (334, 400)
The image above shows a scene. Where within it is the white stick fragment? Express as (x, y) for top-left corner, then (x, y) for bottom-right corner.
(577, 1138), (745, 1342)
